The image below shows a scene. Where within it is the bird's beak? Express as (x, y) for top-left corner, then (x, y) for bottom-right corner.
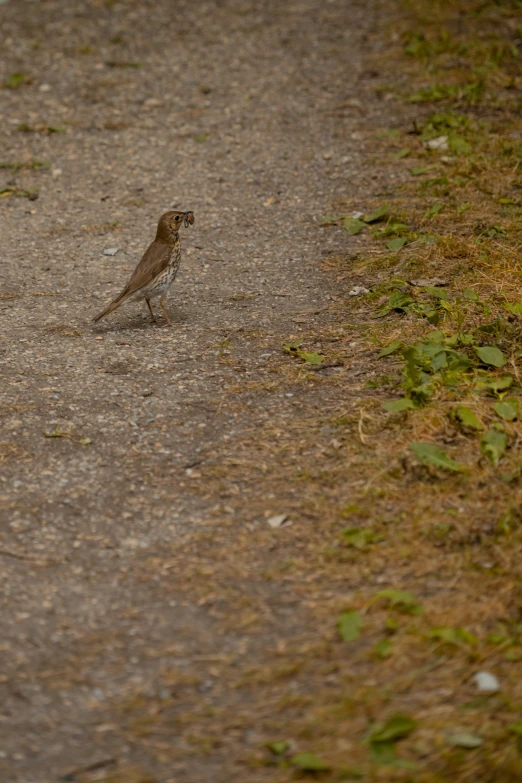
(183, 211), (195, 228)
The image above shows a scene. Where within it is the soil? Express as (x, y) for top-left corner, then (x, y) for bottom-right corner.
(0, 2), (408, 782)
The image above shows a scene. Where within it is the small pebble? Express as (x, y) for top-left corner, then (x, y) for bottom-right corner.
(473, 671), (500, 693)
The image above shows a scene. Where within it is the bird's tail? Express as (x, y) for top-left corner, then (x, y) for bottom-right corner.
(93, 296), (124, 322)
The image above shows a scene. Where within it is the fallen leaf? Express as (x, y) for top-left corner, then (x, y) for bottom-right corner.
(343, 527), (381, 549)
(373, 639), (393, 659)
(429, 626), (477, 647)
(363, 204), (390, 223)
(480, 428), (507, 466)
(338, 610), (363, 641)
(454, 406), (483, 431)
(447, 731), (483, 749)
(494, 400), (518, 421)
(266, 740), (289, 755)
(369, 714), (417, 743)
(290, 753), (330, 772)
(376, 589), (423, 614)
(300, 351), (323, 365)
(387, 237), (407, 251)
(343, 217), (366, 235)
(378, 341), (403, 358)
(425, 202), (444, 218)
(410, 442), (463, 472)
(383, 398), (415, 412)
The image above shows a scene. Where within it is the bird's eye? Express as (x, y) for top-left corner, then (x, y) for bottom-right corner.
(175, 215), (181, 221)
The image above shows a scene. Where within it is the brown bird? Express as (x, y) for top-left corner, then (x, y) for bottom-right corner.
(93, 210), (195, 326)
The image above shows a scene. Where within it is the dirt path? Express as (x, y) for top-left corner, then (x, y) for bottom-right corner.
(0, 2), (399, 781)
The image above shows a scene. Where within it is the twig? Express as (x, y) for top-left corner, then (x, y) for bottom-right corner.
(0, 547), (57, 565)
(60, 758), (117, 782)
(308, 360), (344, 372)
(357, 408), (368, 445)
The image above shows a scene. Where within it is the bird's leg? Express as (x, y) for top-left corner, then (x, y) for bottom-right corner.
(159, 295), (173, 327)
(145, 297), (157, 323)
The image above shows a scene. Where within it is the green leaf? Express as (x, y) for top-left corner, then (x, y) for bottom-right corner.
(266, 741), (289, 755)
(429, 626), (477, 647)
(300, 351), (323, 365)
(105, 59), (143, 68)
(454, 406), (483, 431)
(447, 732), (483, 749)
(505, 302), (522, 316)
(481, 428), (507, 466)
(343, 527), (381, 550)
(338, 611), (363, 642)
(410, 442), (463, 472)
(373, 639), (393, 659)
(394, 148), (411, 159)
(387, 237), (408, 251)
(363, 205), (390, 223)
(425, 203), (444, 218)
(368, 741), (397, 765)
(378, 341), (402, 358)
(475, 375), (513, 394)
(383, 398), (415, 413)
(462, 288), (480, 302)
(475, 345), (506, 367)
(376, 589), (423, 614)
(320, 215), (344, 224)
(378, 290), (415, 317)
(449, 134), (472, 155)
(343, 217), (366, 235)
(425, 286), (448, 300)
(291, 753), (330, 772)
(4, 72), (31, 88)
(369, 715), (417, 744)
(403, 347), (421, 386)
(497, 509), (520, 535)
(494, 400), (518, 421)
(282, 340), (303, 354)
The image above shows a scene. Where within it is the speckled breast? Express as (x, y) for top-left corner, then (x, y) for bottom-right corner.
(145, 244), (182, 298)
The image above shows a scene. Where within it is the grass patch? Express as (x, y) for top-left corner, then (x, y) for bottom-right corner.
(312, 2), (522, 779)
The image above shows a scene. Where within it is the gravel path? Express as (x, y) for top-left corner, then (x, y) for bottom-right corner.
(0, 2), (394, 780)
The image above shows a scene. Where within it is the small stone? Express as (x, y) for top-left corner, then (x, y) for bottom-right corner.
(267, 514), (288, 528)
(473, 671), (500, 693)
(408, 277), (448, 288)
(425, 135), (448, 151)
(103, 247), (119, 256)
(348, 286), (370, 296)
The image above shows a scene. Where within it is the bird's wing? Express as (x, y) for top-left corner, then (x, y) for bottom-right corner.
(118, 241), (172, 299)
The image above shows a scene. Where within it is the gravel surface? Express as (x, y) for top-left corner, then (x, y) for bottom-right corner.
(0, 2), (397, 781)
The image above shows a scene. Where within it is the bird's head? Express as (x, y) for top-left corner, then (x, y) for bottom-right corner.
(156, 210), (195, 241)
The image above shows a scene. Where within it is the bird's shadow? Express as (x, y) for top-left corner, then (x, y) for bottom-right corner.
(91, 306), (189, 334)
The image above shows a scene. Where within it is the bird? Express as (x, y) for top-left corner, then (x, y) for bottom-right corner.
(93, 210), (195, 326)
